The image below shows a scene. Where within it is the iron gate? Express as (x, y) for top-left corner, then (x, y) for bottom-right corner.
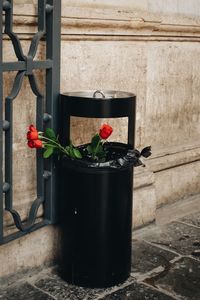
(0, 0), (61, 244)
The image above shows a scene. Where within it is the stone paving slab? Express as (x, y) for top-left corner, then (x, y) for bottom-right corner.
(34, 274), (134, 300)
(144, 257), (200, 300)
(179, 212), (200, 227)
(131, 240), (178, 274)
(100, 282), (176, 300)
(0, 283), (54, 300)
(33, 275), (177, 300)
(1, 211), (200, 300)
(141, 221), (200, 259)
(34, 275), (107, 300)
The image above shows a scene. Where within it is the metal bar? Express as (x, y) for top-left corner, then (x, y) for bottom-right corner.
(128, 97), (136, 148)
(1, 220), (50, 245)
(4, 0), (25, 61)
(28, 73), (43, 98)
(25, 74), (45, 231)
(4, 97), (12, 209)
(32, 59), (53, 70)
(44, 0), (61, 223)
(36, 94), (44, 206)
(1, 60), (53, 72)
(28, 31), (45, 59)
(8, 197), (43, 232)
(4, 0), (12, 32)
(2, 61), (26, 71)
(59, 95), (70, 147)
(0, 0), (4, 244)
(38, 0), (46, 32)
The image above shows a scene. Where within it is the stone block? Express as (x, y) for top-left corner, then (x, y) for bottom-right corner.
(133, 186), (156, 228)
(141, 221), (200, 259)
(101, 282), (175, 300)
(0, 226), (59, 278)
(133, 169), (156, 228)
(154, 161), (200, 207)
(0, 283), (53, 300)
(180, 212), (200, 227)
(148, 257), (200, 300)
(131, 240), (178, 274)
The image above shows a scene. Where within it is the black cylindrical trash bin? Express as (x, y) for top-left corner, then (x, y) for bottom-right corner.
(58, 90), (137, 288)
(59, 143), (134, 288)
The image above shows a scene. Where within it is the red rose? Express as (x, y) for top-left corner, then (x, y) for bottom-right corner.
(27, 140), (35, 148)
(99, 124), (113, 139)
(29, 125), (37, 132)
(27, 131), (38, 140)
(27, 139), (43, 149)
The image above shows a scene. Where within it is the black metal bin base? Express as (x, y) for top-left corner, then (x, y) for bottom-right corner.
(58, 154), (133, 288)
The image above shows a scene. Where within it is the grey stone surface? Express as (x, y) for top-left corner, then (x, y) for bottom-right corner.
(35, 276), (101, 300)
(0, 283), (53, 300)
(179, 212), (200, 228)
(142, 221), (200, 259)
(2, 212), (200, 300)
(131, 240), (178, 274)
(34, 274), (134, 300)
(146, 257), (200, 300)
(100, 282), (175, 300)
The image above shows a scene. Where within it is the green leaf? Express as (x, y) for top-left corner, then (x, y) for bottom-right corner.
(73, 148), (82, 159)
(96, 143), (103, 154)
(69, 146), (75, 158)
(91, 134), (100, 148)
(97, 151), (106, 159)
(87, 145), (93, 154)
(45, 128), (56, 140)
(43, 147), (54, 158)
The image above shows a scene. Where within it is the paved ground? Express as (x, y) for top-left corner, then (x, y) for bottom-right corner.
(0, 211), (200, 300)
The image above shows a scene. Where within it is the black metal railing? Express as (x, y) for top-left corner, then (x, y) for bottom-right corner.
(0, 0), (61, 244)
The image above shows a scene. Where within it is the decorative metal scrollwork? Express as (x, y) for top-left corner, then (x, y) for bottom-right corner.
(0, 0), (61, 244)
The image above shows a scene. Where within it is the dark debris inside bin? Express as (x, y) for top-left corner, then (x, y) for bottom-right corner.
(63, 143), (152, 170)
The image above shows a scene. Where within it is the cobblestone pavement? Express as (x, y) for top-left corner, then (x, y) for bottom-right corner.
(0, 212), (200, 299)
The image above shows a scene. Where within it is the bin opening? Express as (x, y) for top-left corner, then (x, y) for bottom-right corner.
(62, 142), (151, 170)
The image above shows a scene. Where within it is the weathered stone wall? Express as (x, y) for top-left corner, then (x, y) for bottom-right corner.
(1, 0), (200, 278)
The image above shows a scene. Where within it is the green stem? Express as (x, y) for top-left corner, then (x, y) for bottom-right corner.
(40, 135), (68, 155)
(92, 139), (102, 160)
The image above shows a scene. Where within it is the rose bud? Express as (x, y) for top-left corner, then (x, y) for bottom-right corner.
(29, 125), (37, 132)
(33, 140), (43, 148)
(99, 124), (113, 139)
(27, 140), (35, 148)
(27, 130), (38, 140)
(27, 139), (43, 149)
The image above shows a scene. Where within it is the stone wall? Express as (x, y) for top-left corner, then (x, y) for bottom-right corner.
(1, 0), (200, 278)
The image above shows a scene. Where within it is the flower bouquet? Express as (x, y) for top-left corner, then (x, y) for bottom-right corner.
(26, 124), (151, 167)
